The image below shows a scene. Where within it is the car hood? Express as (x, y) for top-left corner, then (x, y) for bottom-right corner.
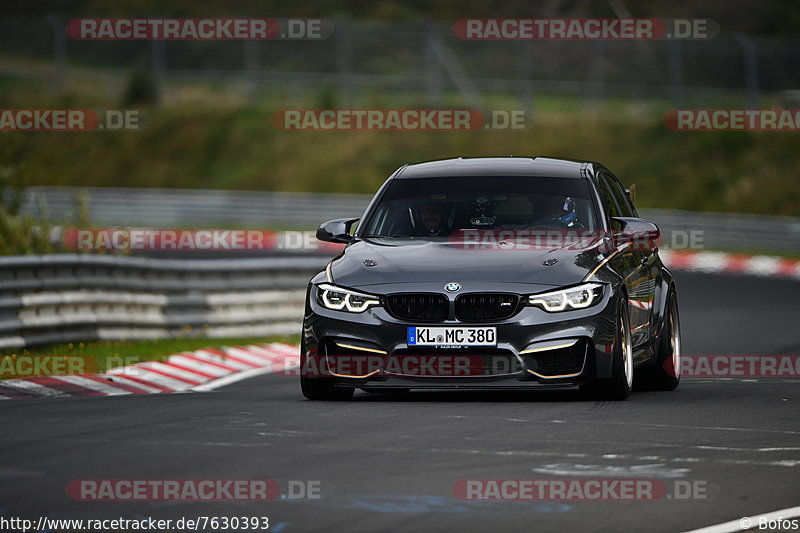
(329, 237), (606, 288)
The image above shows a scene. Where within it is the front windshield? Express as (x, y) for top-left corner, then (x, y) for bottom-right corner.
(361, 176), (598, 238)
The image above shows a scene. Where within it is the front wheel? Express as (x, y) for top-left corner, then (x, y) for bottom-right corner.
(581, 297), (633, 400)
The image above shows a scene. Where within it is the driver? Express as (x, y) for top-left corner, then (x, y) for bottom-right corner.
(536, 196), (578, 227)
(415, 202), (450, 236)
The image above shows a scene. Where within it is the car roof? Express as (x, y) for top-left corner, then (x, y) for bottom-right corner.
(394, 157), (599, 180)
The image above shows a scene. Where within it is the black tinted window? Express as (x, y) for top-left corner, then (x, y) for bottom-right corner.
(362, 176), (598, 238)
(596, 176), (622, 223)
(604, 173), (636, 217)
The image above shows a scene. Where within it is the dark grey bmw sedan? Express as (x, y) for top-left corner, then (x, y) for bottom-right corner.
(301, 157), (681, 400)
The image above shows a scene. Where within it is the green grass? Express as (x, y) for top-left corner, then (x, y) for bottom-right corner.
(2, 103), (799, 217)
(2, 75), (800, 217)
(0, 335), (301, 378)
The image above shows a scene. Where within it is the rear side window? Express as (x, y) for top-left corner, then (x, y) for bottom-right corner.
(596, 176), (622, 224)
(604, 173), (637, 217)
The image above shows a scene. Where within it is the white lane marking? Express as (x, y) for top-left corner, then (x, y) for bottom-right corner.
(584, 420), (800, 436)
(745, 256), (782, 276)
(220, 347), (273, 366)
(682, 505), (800, 533)
(533, 463), (691, 478)
(694, 445), (800, 452)
(187, 350), (253, 370)
(244, 345), (286, 358)
(454, 415), (800, 438)
(692, 252), (731, 272)
(713, 458), (800, 467)
(0, 379), (69, 397)
(1, 344), (297, 399)
(268, 343), (301, 355)
(107, 366), (188, 390)
(341, 444), (800, 470)
(450, 415), (529, 423)
(456, 436), (800, 467)
(138, 361), (207, 382)
(100, 374), (163, 394)
(168, 355), (232, 377)
(192, 365), (278, 392)
(461, 434), (799, 454)
(404, 447), (592, 460)
(256, 430), (311, 437)
(42, 436), (276, 448)
(49, 375), (131, 396)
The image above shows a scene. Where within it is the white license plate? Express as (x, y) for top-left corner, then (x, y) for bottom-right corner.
(407, 327), (496, 346)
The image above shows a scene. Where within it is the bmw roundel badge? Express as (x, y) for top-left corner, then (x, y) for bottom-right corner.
(445, 282), (461, 293)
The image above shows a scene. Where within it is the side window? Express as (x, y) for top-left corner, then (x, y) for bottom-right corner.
(596, 176), (622, 227)
(605, 173), (636, 217)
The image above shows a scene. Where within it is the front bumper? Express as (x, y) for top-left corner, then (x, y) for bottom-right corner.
(301, 281), (620, 390)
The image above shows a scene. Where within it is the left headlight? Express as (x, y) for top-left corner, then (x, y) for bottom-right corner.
(528, 283), (603, 312)
(317, 283), (381, 313)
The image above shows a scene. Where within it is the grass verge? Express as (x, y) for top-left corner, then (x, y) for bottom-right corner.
(2, 97), (800, 217)
(0, 335), (301, 378)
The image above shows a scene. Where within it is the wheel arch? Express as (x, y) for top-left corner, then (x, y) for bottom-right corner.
(652, 265), (677, 349)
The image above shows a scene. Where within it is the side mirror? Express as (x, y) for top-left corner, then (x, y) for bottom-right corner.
(610, 217), (660, 251)
(316, 218), (359, 244)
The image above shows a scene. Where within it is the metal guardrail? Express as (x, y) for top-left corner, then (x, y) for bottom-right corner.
(0, 254), (327, 351)
(18, 186), (800, 254)
(19, 186), (373, 227)
(637, 208), (800, 255)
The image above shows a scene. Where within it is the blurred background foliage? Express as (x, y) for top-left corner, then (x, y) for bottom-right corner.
(0, 0), (798, 217)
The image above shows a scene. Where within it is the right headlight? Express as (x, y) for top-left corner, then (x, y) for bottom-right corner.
(317, 283), (381, 313)
(528, 283), (603, 312)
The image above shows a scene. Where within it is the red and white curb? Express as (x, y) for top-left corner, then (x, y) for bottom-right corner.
(660, 250), (800, 280)
(0, 343), (301, 400)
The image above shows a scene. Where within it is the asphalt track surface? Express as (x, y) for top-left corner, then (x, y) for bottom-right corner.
(1, 272), (798, 533)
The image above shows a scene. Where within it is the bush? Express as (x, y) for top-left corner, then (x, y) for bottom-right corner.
(1, 164), (90, 255)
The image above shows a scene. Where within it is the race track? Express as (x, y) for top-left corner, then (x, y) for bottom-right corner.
(1, 271), (798, 533)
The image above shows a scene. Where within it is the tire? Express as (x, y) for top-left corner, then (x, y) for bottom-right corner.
(301, 376), (355, 401)
(581, 297), (633, 400)
(637, 289), (681, 391)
